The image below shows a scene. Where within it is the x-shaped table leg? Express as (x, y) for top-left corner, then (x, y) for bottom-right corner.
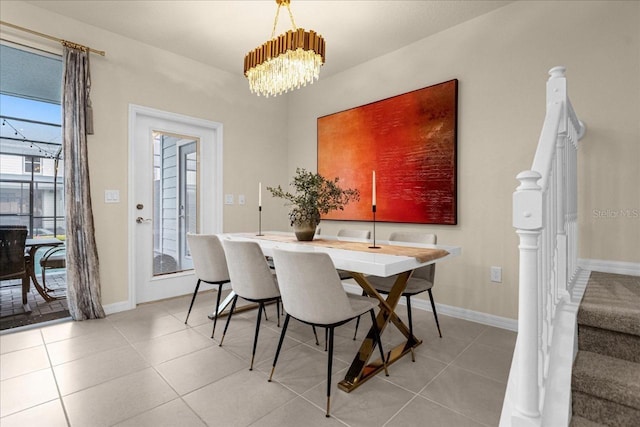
(338, 271), (421, 392)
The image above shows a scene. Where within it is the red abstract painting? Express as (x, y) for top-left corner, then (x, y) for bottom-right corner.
(317, 79), (458, 224)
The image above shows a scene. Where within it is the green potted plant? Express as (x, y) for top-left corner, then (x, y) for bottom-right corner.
(268, 168), (360, 241)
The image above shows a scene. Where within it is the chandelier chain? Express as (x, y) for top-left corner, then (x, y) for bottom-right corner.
(271, 2), (298, 39)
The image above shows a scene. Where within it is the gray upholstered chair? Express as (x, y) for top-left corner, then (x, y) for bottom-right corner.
(336, 229), (371, 280)
(336, 228), (371, 241)
(269, 248), (388, 418)
(354, 232), (441, 359)
(220, 239), (282, 370)
(185, 234), (230, 339)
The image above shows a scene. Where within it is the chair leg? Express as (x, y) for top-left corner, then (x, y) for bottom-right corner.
(406, 295), (414, 337)
(353, 316), (360, 340)
(276, 298), (281, 327)
(370, 309), (389, 376)
(41, 269), (51, 292)
(326, 326), (335, 418)
(211, 283), (224, 339)
(219, 295), (238, 346)
(185, 279), (201, 324)
(406, 295), (416, 362)
(262, 304), (269, 321)
(269, 314), (291, 382)
(250, 302), (264, 370)
(324, 328), (328, 352)
(21, 275), (30, 311)
(428, 289), (442, 338)
(352, 290), (366, 340)
(312, 326), (320, 346)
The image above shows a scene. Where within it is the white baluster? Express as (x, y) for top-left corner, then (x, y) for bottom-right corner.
(513, 171), (543, 425)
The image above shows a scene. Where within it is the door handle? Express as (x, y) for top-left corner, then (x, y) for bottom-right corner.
(136, 217), (152, 224)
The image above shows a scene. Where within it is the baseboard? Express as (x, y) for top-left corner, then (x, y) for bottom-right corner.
(102, 282), (233, 316)
(103, 300), (135, 315)
(342, 282), (518, 331)
(578, 258), (640, 276)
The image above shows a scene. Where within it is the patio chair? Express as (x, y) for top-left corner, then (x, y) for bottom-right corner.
(0, 226), (31, 314)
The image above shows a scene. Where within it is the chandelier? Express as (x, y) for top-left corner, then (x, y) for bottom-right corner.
(244, 0), (326, 97)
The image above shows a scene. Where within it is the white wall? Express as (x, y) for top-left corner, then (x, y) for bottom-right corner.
(1, 1), (290, 305)
(287, 0), (640, 319)
(2, 1), (637, 320)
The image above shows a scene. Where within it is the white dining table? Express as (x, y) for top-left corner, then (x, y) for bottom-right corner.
(214, 231), (461, 392)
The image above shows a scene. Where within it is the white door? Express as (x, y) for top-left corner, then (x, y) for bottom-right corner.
(129, 105), (223, 304)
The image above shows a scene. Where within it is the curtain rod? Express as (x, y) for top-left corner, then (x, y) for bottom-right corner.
(0, 20), (106, 56)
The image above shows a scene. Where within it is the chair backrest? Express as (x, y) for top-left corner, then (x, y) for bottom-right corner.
(389, 232), (437, 282)
(0, 226), (28, 280)
(272, 248), (356, 325)
(222, 240), (279, 300)
(337, 229), (371, 240)
(186, 234), (229, 283)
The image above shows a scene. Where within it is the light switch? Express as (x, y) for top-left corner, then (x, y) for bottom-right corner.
(224, 194), (234, 205)
(238, 194), (246, 205)
(104, 190), (120, 203)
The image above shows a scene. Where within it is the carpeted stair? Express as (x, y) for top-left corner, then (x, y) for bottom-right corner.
(571, 272), (640, 426)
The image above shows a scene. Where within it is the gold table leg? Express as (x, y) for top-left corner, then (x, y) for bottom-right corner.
(338, 271), (421, 393)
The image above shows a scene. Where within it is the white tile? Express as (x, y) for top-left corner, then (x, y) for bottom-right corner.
(250, 396), (344, 426)
(155, 346), (246, 395)
(0, 329), (43, 354)
(0, 369), (59, 416)
(420, 364), (507, 426)
(41, 318), (114, 343)
(113, 398), (206, 427)
(110, 314), (187, 343)
(0, 345), (50, 380)
(54, 345), (150, 395)
(255, 341), (349, 394)
(0, 399), (67, 427)
(302, 369), (414, 425)
(133, 328), (212, 365)
(184, 368), (296, 427)
(452, 342), (514, 383)
(475, 326), (517, 351)
(381, 351), (447, 392)
(386, 396), (484, 427)
(63, 368), (177, 427)
(46, 325), (129, 365)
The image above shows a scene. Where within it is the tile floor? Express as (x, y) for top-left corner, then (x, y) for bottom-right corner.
(0, 289), (516, 426)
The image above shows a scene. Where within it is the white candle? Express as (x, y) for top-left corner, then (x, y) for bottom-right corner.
(372, 171), (376, 206)
(258, 182), (262, 207)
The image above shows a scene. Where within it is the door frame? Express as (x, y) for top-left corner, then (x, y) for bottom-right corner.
(127, 104), (223, 308)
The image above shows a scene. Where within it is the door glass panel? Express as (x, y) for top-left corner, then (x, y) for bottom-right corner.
(152, 131), (198, 276)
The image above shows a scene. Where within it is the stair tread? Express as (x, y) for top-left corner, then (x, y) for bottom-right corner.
(570, 415), (606, 427)
(572, 350), (640, 410)
(577, 272), (640, 337)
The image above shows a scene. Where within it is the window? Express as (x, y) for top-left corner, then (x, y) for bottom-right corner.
(0, 42), (63, 237)
(24, 156), (42, 174)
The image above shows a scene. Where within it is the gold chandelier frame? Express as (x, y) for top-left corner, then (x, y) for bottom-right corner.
(244, 0), (326, 97)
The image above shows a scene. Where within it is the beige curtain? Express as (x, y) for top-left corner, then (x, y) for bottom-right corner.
(62, 44), (105, 320)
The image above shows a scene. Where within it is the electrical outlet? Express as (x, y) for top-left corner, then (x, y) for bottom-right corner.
(224, 194), (234, 205)
(490, 266), (502, 283)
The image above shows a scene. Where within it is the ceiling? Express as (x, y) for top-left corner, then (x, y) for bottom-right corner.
(26, 0), (512, 78)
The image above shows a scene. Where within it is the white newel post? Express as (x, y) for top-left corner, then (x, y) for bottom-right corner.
(513, 171), (543, 426)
